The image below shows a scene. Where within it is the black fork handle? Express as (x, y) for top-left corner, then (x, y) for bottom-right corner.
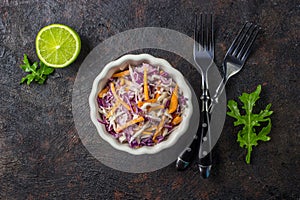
(176, 84), (211, 173)
(197, 103), (212, 178)
(176, 128), (201, 170)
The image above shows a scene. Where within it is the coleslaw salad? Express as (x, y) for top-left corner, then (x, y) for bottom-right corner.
(89, 54), (193, 155)
(97, 63), (187, 148)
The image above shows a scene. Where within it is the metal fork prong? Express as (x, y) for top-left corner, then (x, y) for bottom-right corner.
(232, 23), (253, 56)
(205, 14), (209, 51)
(240, 26), (260, 61)
(226, 22), (249, 55)
(200, 13), (204, 50)
(236, 24), (256, 59)
(210, 14), (214, 53)
(194, 15), (199, 51)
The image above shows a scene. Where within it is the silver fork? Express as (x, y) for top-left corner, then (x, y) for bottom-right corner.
(197, 22), (260, 178)
(176, 14), (214, 176)
(176, 22), (260, 177)
(194, 13), (215, 178)
(210, 22), (260, 112)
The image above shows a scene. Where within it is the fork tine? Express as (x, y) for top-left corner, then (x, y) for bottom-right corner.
(210, 14), (214, 53)
(205, 14), (209, 50)
(194, 15), (198, 47)
(199, 13), (213, 52)
(200, 13), (204, 50)
(240, 26), (260, 61)
(194, 13), (214, 57)
(232, 23), (253, 56)
(226, 22), (249, 55)
(194, 14), (198, 50)
(236, 24), (256, 59)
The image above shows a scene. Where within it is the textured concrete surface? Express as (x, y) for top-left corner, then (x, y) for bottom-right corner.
(0, 0), (299, 199)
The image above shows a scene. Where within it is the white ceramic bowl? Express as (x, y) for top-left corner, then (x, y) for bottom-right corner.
(89, 54), (193, 155)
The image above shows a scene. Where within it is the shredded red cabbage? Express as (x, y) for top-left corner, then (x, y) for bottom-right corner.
(96, 63), (188, 148)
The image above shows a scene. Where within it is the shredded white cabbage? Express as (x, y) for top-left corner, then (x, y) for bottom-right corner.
(97, 63), (188, 148)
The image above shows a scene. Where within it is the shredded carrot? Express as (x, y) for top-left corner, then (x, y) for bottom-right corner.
(137, 101), (143, 108)
(137, 99), (157, 108)
(132, 105), (137, 113)
(171, 115), (182, 125)
(146, 126), (157, 132)
(106, 101), (120, 118)
(154, 93), (160, 100)
(143, 67), (149, 100)
(142, 131), (153, 135)
(98, 86), (109, 98)
(116, 116), (145, 133)
(120, 78), (125, 86)
(168, 84), (178, 114)
(112, 70), (130, 78)
(153, 115), (166, 141)
(110, 82), (131, 110)
(146, 99), (157, 103)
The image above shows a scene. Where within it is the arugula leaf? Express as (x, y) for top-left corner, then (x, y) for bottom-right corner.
(20, 54), (54, 85)
(227, 85), (273, 164)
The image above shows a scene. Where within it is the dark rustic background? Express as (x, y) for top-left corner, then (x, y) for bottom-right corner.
(0, 0), (299, 199)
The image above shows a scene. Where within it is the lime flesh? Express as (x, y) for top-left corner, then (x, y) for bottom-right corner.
(36, 24), (81, 68)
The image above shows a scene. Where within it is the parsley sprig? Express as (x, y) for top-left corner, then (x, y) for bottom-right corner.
(227, 85), (273, 164)
(20, 54), (54, 85)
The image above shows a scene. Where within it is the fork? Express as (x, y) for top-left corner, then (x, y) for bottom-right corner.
(194, 13), (215, 178)
(176, 13), (215, 177)
(176, 22), (260, 177)
(197, 22), (260, 178)
(210, 22), (260, 111)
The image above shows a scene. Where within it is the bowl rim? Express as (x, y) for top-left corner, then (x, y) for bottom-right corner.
(89, 53), (193, 155)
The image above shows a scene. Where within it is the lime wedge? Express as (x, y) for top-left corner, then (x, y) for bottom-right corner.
(35, 24), (81, 68)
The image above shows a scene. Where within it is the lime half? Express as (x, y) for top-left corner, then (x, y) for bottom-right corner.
(36, 24), (81, 68)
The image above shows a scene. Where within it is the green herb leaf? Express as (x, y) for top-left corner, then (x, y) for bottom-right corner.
(227, 85), (273, 164)
(20, 54), (54, 85)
